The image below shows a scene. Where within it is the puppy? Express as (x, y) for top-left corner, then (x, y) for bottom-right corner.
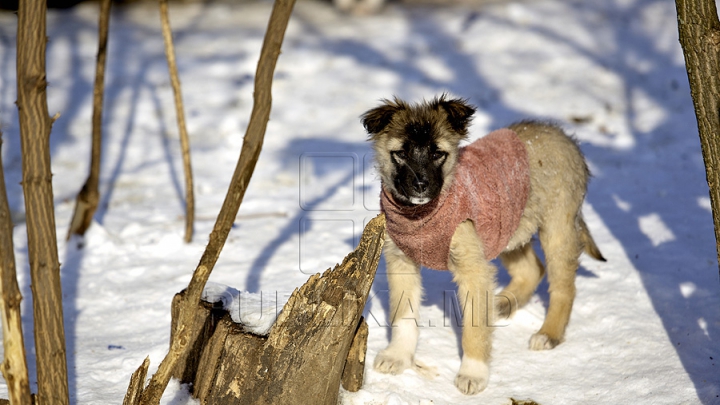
(362, 95), (605, 395)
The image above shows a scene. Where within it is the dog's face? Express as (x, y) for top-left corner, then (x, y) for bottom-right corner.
(362, 95), (476, 206)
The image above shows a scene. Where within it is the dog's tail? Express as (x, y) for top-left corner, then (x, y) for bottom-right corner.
(578, 216), (606, 262)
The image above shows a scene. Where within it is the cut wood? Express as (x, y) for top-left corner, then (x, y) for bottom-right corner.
(169, 213), (384, 404)
(123, 357), (150, 405)
(169, 293), (226, 383)
(341, 318), (369, 393)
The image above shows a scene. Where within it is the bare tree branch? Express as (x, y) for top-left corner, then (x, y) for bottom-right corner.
(67, 0), (112, 240)
(159, 0), (195, 243)
(16, 0), (70, 402)
(131, 0), (297, 402)
(0, 133), (33, 405)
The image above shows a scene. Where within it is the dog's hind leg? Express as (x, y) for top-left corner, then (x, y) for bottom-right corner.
(497, 242), (545, 318)
(448, 220), (496, 395)
(531, 213), (582, 350)
(374, 235), (422, 375)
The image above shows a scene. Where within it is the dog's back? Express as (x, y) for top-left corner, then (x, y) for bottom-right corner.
(504, 121), (594, 254)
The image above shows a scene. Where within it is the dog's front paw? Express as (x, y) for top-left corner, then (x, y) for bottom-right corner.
(454, 373), (488, 395)
(373, 349), (413, 375)
(454, 357), (489, 395)
(529, 332), (561, 350)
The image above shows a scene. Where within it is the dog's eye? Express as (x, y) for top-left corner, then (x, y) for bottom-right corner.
(391, 150), (407, 161)
(432, 151), (447, 161)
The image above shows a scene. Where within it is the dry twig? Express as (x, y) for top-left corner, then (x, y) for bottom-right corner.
(159, 0), (195, 243)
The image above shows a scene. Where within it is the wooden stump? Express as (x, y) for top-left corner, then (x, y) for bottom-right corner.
(170, 214), (385, 404)
(169, 294), (226, 384)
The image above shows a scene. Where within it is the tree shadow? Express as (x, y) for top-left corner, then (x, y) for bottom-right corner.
(289, 0), (524, 342)
(291, 2), (719, 401)
(482, 0), (719, 401)
(244, 137), (372, 292)
(289, 2), (532, 361)
(0, 9), (96, 401)
(0, 2), (250, 401)
(1, 0), (717, 402)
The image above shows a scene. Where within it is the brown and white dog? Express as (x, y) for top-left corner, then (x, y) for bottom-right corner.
(362, 95), (605, 395)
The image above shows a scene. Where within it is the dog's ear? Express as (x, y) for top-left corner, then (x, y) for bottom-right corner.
(361, 99), (405, 136)
(435, 96), (476, 134)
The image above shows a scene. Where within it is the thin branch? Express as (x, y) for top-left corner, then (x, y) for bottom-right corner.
(134, 0), (297, 402)
(0, 133), (33, 405)
(159, 0), (195, 243)
(67, 0), (112, 240)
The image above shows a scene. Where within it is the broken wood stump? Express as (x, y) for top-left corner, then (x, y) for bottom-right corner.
(169, 214), (385, 404)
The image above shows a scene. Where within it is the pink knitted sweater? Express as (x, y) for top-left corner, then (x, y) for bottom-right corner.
(381, 129), (530, 270)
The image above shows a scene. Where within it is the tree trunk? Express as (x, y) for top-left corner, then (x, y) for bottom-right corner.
(132, 0), (297, 402)
(0, 134), (33, 405)
(66, 0), (111, 240)
(16, 0), (70, 403)
(676, 0), (720, 277)
(159, 0), (195, 243)
(172, 214), (385, 405)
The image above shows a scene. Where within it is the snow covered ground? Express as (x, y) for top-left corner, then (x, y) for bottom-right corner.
(0, 0), (718, 403)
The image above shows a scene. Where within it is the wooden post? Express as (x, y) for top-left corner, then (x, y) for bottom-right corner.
(16, 0), (70, 402)
(67, 0), (111, 240)
(676, 0), (720, 276)
(0, 134), (33, 405)
(159, 0), (195, 243)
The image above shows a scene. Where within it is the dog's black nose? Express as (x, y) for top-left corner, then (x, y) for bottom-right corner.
(413, 178), (428, 193)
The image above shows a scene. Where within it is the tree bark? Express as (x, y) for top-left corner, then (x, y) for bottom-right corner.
(168, 292), (226, 384)
(133, 0), (296, 402)
(122, 357), (149, 405)
(0, 134), (33, 405)
(676, 0), (720, 277)
(173, 214), (384, 404)
(67, 0), (111, 240)
(341, 319), (369, 393)
(16, 0), (70, 403)
(159, 0), (195, 243)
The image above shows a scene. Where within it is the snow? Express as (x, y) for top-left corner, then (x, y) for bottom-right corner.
(201, 282), (285, 335)
(0, 0), (718, 403)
